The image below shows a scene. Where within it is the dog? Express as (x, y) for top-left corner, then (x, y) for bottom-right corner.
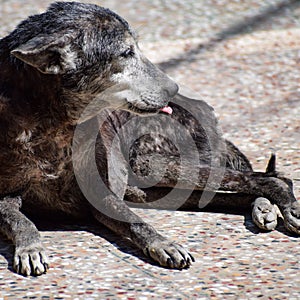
(0, 2), (299, 277)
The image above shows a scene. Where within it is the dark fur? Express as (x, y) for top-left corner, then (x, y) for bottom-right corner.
(0, 2), (299, 277)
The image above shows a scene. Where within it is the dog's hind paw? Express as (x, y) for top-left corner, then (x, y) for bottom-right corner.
(14, 242), (49, 276)
(283, 201), (300, 235)
(252, 197), (279, 231)
(143, 238), (195, 269)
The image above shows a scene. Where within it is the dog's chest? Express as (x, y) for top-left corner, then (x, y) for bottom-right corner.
(32, 130), (74, 182)
(0, 127), (74, 195)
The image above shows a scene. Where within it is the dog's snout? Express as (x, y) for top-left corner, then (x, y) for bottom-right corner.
(164, 81), (179, 99)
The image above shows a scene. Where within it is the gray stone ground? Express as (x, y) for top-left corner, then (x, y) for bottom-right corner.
(0, 0), (299, 299)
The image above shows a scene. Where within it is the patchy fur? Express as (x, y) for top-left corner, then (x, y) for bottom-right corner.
(0, 2), (299, 277)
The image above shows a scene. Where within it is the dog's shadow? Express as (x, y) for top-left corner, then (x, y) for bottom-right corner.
(203, 205), (298, 237)
(0, 215), (157, 275)
(0, 209), (297, 275)
(243, 212), (299, 237)
(0, 235), (14, 273)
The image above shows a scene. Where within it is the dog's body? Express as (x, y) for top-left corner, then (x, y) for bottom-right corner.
(0, 2), (299, 276)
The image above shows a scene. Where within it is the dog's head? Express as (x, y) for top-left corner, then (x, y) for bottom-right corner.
(9, 2), (178, 122)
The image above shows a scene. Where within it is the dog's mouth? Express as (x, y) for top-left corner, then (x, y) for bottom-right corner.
(126, 103), (173, 116)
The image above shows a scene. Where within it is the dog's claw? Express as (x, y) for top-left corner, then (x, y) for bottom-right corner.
(283, 201), (300, 235)
(167, 257), (174, 268)
(143, 238), (194, 269)
(14, 243), (49, 276)
(252, 197), (279, 231)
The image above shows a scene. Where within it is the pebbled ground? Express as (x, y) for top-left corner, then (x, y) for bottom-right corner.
(0, 0), (299, 299)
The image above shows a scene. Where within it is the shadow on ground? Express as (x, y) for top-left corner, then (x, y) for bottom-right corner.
(158, 0), (300, 72)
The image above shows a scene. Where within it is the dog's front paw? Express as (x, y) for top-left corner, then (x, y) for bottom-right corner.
(14, 243), (49, 276)
(143, 238), (195, 269)
(252, 197), (279, 231)
(283, 201), (300, 235)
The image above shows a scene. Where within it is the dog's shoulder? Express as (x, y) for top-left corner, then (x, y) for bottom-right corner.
(169, 93), (220, 135)
(170, 93), (215, 117)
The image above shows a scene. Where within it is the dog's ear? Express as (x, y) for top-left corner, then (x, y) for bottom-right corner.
(11, 34), (76, 75)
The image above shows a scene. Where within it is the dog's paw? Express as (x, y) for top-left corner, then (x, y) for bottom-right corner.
(143, 238), (195, 269)
(14, 243), (49, 276)
(282, 201), (300, 235)
(252, 197), (279, 231)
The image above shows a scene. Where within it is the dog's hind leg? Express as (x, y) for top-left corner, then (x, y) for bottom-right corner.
(250, 154), (281, 231)
(252, 197), (281, 231)
(216, 144), (288, 231)
(132, 153), (300, 235)
(224, 145), (281, 231)
(0, 196), (49, 276)
(125, 185), (147, 203)
(223, 140), (253, 172)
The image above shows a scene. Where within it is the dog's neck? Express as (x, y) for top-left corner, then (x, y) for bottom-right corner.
(0, 56), (117, 135)
(1, 63), (59, 110)
(0, 61), (86, 132)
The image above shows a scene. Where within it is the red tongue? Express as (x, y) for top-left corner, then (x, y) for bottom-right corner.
(159, 106), (173, 115)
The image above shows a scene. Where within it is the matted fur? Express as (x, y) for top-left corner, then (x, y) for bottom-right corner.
(0, 2), (299, 277)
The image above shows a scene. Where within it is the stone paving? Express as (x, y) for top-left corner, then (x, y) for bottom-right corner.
(0, 0), (300, 299)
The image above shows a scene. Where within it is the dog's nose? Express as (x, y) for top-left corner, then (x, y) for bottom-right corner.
(164, 80), (179, 98)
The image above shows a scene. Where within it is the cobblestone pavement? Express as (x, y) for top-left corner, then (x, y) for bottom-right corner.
(0, 0), (300, 299)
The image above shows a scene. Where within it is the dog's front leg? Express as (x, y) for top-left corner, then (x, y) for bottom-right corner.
(0, 196), (49, 276)
(91, 194), (194, 269)
(74, 121), (195, 269)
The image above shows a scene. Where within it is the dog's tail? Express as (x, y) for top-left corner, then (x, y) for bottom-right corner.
(265, 153), (276, 174)
(265, 152), (294, 190)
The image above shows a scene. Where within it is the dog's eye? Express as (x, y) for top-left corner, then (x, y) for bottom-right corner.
(121, 46), (135, 58)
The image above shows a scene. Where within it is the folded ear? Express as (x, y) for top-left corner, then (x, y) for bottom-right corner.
(11, 34), (76, 74)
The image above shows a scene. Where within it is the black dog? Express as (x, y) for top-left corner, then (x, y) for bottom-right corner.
(0, 2), (299, 277)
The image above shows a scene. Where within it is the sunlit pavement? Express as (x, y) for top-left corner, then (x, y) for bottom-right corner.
(0, 1), (299, 298)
